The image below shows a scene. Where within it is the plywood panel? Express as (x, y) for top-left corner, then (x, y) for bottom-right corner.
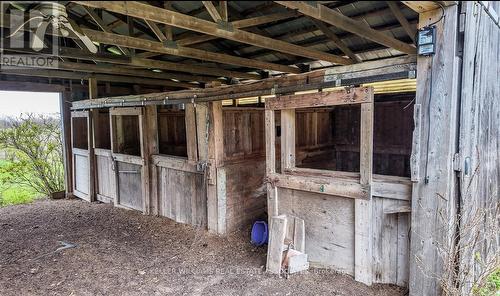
(277, 188), (355, 275)
(157, 165), (207, 227)
(74, 153), (89, 195)
(117, 161), (143, 211)
(96, 153), (114, 202)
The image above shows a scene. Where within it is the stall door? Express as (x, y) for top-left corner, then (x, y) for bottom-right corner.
(71, 111), (94, 201)
(110, 107), (148, 212)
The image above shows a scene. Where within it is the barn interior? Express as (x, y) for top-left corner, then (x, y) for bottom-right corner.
(0, 0), (463, 291)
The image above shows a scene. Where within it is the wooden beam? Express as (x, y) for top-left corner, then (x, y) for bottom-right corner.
(387, 1), (417, 43)
(6, 61), (197, 88)
(73, 1), (353, 65)
(354, 101), (374, 285)
(82, 6), (130, 55)
(409, 6), (460, 296)
(163, 2), (173, 41)
(265, 109), (278, 224)
(177, 11), (298, 46)
(0, 80), (65, 92)
(220, 1), (228, 22)
(71, 55), (417, 108)
(275, 1), (416, 54)
(184, 103), (198, 162)
(80, 28), (300, 73)
(310, 18), (361, 62)
(0, 68), (189, 88)
(5, 46), (260, 81)
(265, 87), (373, 110)
(202, 1), (223, 22)
(144, 19), (167, 43)
(402, 1), (457, 13)
(269, 173), (369, 199)
(56, 61), (200, 85)
(88, 77), (98, 99)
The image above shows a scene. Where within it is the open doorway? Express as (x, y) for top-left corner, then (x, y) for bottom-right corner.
(0, 91), (62, 206)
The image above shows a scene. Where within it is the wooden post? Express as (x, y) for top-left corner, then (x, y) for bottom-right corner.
(355, 101), (374, 285)
(196, 100), (225, 234)
(185, 103), (198, 162)
(137, 109), (150, 214)
(109, 111), (120, 207)
(409, 5), (460, 296)
(88, 77), (98, 99)
(210, 101), (225, 234)
(144, 105), (159, 215)
(265, 109), (278, 223)
(88, 79), (97, 202)
(60, 91), (73, 198)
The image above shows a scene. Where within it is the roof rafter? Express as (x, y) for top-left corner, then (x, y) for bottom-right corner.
(0, 68), (189, 88)
(0, 14), (262, 80)
(274, 1), (416, 55)
(80, 28), (300, 73)
(202, 1), (223, 22)
(309, 18), (361, 63)
(72, 1), (353, 65)
(387, 1), (416, 43)
(81, 6), (130, 55)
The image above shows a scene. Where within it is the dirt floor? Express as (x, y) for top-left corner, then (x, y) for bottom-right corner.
(0, 199), (406, 296)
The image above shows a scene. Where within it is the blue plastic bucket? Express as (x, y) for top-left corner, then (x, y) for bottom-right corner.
(251, 220), (268, 246)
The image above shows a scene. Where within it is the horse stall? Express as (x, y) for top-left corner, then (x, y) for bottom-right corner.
(70, 111), (94, 201)
(150, 102), (269, 233)
(265, 86), (414, 286)
(71, 101), (270, 234)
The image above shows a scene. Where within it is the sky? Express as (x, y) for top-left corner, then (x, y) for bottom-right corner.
(0, 91), (60, 117)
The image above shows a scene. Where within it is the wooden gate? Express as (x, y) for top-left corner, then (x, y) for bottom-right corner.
(71, 111), (94, 201)
(110, 107), (149, 212)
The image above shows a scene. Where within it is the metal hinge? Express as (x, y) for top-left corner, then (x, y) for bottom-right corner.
(453, 153), (462, 172)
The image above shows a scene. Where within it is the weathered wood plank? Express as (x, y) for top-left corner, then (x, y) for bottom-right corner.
(74, 1), (353, 65)
(266, 87), (373, 110)
(269, 173), (369, 199)
(354, 101), (374, 285)
(276, 1), (416, 54)
(266, 215), (287, 274)
(409, 6), (460, 296)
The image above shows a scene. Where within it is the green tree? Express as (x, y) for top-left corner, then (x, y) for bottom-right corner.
(0, 114), (64, 197)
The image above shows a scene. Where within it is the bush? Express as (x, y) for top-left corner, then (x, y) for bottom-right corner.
(0, 114), (64, 198)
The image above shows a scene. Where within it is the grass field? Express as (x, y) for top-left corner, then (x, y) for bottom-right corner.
(0, 159), (39, 207)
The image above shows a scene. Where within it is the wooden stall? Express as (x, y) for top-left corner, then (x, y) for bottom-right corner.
(109, 107), (150, 212)
(265, 87), (413, 286)
(71, 102), (270, 233)
(71, 111), (94, 201)
(151, 103), (207, 227)
(151, 103), (269, 233)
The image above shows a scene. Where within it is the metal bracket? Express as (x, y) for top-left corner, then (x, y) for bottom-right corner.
(162, 40), (178, 49)
(453, 153), (462, 172)
(408, 70), (416, 79)
(216, 20), (233, 32)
